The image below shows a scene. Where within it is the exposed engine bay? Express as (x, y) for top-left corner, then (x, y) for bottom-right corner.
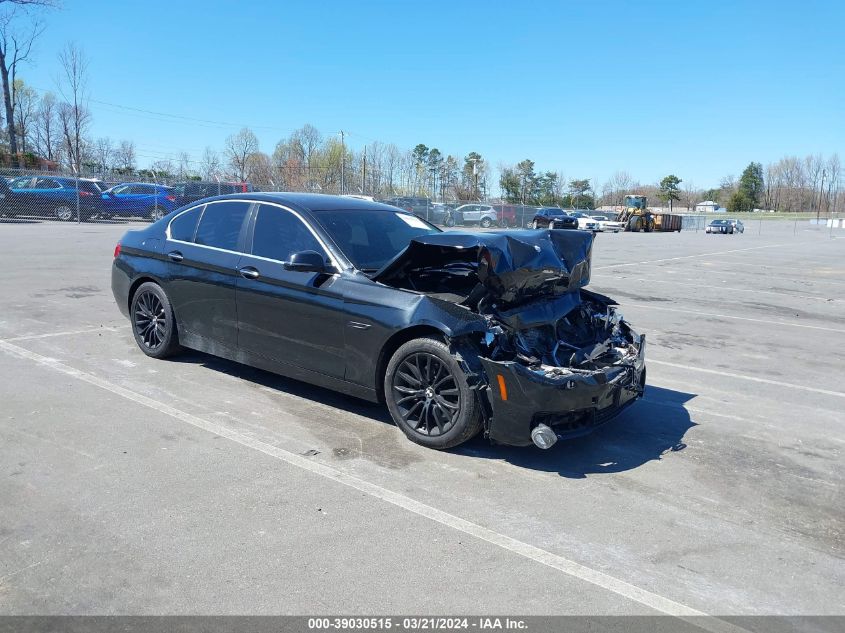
(373, 229), (641, 375)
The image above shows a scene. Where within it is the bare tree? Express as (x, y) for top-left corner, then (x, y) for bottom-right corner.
(200, 146), (221, 180)
(176, 151), (192, 179)
(225, 127), (259, 181)
(57, 42), (90, 174)
(92, 136), (113, 174)
(32, 90), (58, 162)
(113, 139), (135, 173)
(0, 1), (55, 166)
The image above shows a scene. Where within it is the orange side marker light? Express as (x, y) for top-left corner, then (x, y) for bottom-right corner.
(496, 374), (508, 401)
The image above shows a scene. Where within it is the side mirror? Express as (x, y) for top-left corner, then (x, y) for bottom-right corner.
(283, 250), (328, 273)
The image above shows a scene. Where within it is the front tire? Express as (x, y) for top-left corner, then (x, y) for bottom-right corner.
(55, 205), (76, 221)
(130, 282), (182, 359)
(384, 337), (482, 450)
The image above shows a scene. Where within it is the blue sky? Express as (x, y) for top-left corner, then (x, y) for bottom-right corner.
(20, 0), (845, 189)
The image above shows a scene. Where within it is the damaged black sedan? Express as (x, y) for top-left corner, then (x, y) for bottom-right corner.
(112, 193), (645, 450)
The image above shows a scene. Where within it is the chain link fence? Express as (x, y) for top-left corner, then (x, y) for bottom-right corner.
(1, 167), (843, 238)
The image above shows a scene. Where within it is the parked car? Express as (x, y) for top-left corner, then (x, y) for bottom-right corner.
(454, 204), (498, 228)
(101, 183), (178, 221)
(568, 211), (600, 231)
(591, 214), (625, 232)
(490, 204), (518, 227)
(706, 219), (738, 234)
(430, 203), (457, 226)
(0, 176), (14, 218)
(111, 193), (646, 450)
(725, 218), (745, 233)
(530, 207), (578, 230)
(381, 196), (433, 220)
(8, 175), (102, 220)
(172, 181), (253, 207)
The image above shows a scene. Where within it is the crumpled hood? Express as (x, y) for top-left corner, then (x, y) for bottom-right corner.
(373, 229), (593, 307)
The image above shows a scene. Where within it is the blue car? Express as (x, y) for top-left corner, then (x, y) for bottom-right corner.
(101, 183), (178, 221)
(7, 176), (104, 221)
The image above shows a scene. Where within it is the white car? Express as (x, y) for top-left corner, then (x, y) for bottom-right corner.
(591, 215), (625, 232)
(569, 212), (600, 231)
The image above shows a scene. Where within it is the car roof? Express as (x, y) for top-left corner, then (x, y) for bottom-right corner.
(194, 192), (410, 213)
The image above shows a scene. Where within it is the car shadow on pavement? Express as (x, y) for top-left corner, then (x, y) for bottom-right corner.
(455, 386), (697, 478)
(171, 350), (395, 424)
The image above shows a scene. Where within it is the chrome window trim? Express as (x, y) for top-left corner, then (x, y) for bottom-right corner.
(164, 199), (343, 271)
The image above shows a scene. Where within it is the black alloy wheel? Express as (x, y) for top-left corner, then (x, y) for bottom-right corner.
(130, 282), (181, 359)
(384, 337), (482, 449)
(392, 352), (460, 437)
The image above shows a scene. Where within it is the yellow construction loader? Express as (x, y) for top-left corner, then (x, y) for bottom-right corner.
(618, 195), (682, 232)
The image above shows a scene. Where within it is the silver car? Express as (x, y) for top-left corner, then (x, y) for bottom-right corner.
(454, 204), (498, 228)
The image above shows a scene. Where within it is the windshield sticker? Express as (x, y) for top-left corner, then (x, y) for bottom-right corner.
(396, 213), (430, 229)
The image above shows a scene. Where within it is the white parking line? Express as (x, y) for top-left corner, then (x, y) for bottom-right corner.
(1, 326), (120, 342)
(621, 303), (845, 333)
(648, 359), (845, 399)
(0, 338), (746, 633)
(593, 243), (785, 270)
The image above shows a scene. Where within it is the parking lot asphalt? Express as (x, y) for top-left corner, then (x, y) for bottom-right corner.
(0, 218), (843, 618)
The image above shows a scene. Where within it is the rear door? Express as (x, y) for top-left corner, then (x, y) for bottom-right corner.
(162, 200), (252, 350)
(235, 203), (347, 378)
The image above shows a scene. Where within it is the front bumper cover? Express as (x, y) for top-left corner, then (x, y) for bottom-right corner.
(479, 336), (646, 446)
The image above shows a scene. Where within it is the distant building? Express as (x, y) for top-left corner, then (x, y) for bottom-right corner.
(695, 200), (722, 213)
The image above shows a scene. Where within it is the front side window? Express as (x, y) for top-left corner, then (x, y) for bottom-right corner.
(251, 204), (324, 262)
(194, 201), (250, 251)
(169, 205), (204, 242)
(35, 178), (61, 189)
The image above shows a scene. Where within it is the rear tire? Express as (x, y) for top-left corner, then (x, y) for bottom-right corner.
(130, 282), (182, 359)
(480, 217), (492, 228)
(149, 205), (167, 222)
(532, 220), (539, 229)
(384, 337), (482, 450)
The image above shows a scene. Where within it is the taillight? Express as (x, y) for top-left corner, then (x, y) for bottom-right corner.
(113, 242), (121, 258)
(79, 190), (93, 197)
(166, 195), (176, 202)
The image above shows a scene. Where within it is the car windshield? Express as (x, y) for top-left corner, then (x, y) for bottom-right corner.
(710, 220), (726, 225)
(545, 209), (565, 217)
(310, 209), (440, 272)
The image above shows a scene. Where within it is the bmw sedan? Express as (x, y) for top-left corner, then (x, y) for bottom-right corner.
(112, 194), (646, 450)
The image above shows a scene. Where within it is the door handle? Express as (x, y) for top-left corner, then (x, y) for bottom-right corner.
(167, 251), (184, 262)
(239, 266), (260, 280)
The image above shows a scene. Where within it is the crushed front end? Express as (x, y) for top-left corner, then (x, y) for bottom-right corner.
(374, 229), (646, 448)
(476, 289), (646, 447)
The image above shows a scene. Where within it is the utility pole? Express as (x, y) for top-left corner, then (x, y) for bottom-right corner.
(340, 130), (345, 194)
(362, 145), (366, 196)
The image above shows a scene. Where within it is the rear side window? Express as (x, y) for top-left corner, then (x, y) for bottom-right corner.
(169, 206), (204, 242)
(251, 204), (323, 262)
(195, 201), (250, 251)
